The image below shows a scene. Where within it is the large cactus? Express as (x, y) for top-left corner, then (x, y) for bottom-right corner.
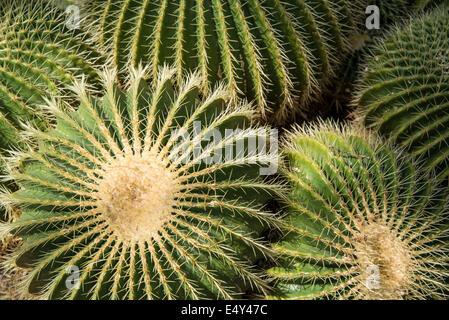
(0, 1), (105, 200)
(268, 121), (449, 299)
(81, 0), (368, 123)
(353, 5), (449, 182)
(0, 66), (283, 299)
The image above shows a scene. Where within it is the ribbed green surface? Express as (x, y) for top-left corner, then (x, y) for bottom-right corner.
(0, 1), (104, 175)
(354, 6), (449, 182)
(83, 0), (367, 123)
(0, 67), (282, 299)
(268, 121), (449, 299)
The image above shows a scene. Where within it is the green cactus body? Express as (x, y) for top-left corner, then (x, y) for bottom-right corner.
(268, 121), (449, 299)
(354, 6), (449, 182)
(0, 66), (283, 299)
(82, 0), (367, 123)
(0, 1), (104, 156)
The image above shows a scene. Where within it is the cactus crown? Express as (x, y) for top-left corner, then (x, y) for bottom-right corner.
(81, 0), (367, 123)
(354, 5), (449, 182)
(96, 153), (179, 242)
(268, 121), (449, 300)
(0, 66), (283, 299)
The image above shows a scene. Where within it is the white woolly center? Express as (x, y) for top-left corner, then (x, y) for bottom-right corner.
(353, 222), (412, 299)
(96, 154), (178, 242)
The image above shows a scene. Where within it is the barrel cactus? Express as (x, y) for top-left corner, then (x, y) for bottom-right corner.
(268, 121), (449, 299)
(0, 66), (283, 299)
(0, 0), (104, 206)
(353, 5), (449, 182)
(81, 0), (368, 123)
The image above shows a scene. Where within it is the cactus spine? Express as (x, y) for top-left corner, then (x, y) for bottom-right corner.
(268, 121), (449, 299)
(82, 0), (368, 123)
(354, 5), (449, 182)
(0, 66), (283, 299)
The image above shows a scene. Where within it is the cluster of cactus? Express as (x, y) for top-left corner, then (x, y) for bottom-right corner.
(0, 0), (448, 300)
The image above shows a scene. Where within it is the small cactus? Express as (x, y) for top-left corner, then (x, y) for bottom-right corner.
(82, 0), (368, 123)
(268, 121), (449, 299)
(353, 5), (449, 182)
(0, 0), (105, 203)
(0, 66), (283, 300)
